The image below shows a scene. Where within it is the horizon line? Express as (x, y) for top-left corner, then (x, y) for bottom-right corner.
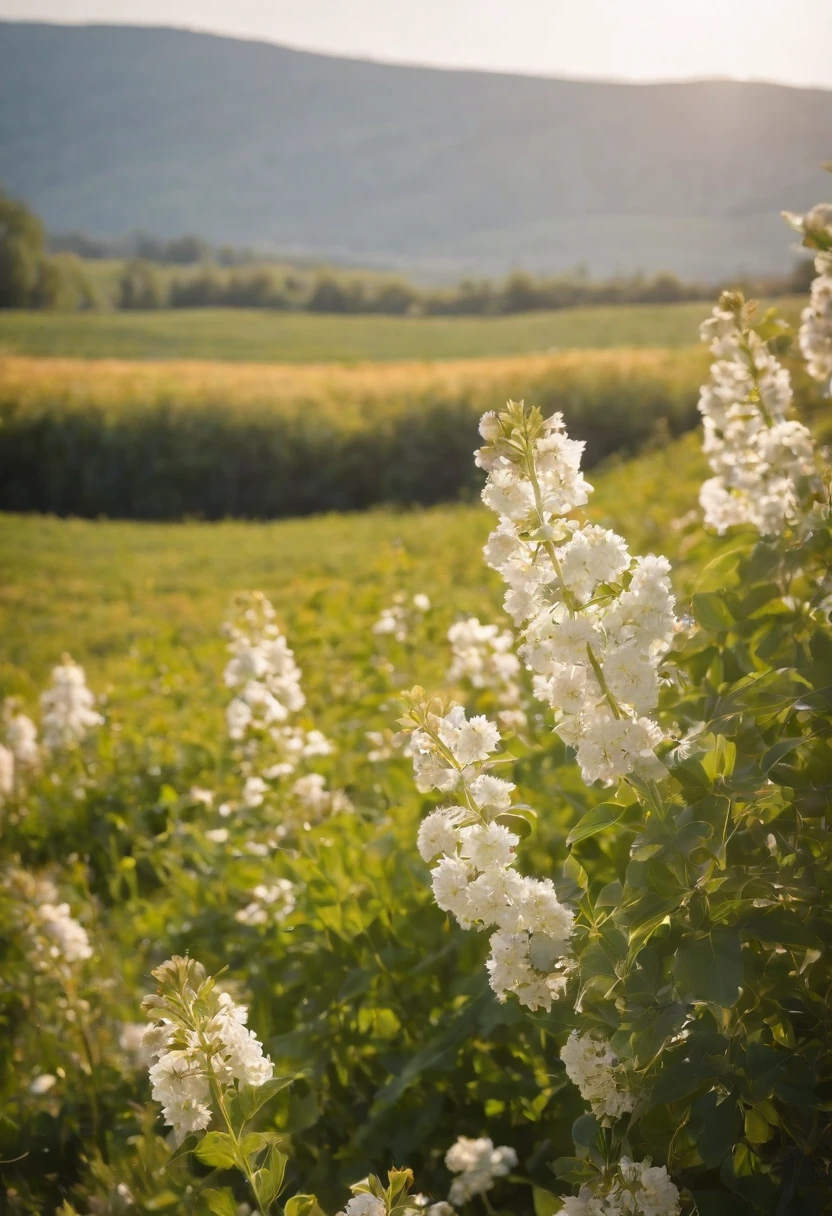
(3, 15), (831, 93)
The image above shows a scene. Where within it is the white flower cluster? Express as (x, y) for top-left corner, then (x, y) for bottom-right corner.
(785, 202), (832, 392)
(291, 771), (353, 821)
(560, 1031), (634, 1120)
(562, 1159), (679, 1216)
(40, 659), (102, 750)
(4, 699), (39, 771)
(444, 1136), (517, 1205)
(447, 616), (526, 731)
(224, 592), (307, 743)
(373, 593), (431, 642)
(697, 293), (817, 535)
(476, 402), (675, 786)
(235, 878), (296, 926)
(142, 955), (274, 1144)
(407, 700), (573, 1010)
(8, 869), (93, 969)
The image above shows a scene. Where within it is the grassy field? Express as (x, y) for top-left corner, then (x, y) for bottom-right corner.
(0, 434), (711, 694)
(0, 297), (806, 362)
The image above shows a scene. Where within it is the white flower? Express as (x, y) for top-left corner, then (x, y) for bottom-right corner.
(413, 593), (431, 612)
(30, 1073), (57, 1094)
(459, 822), (519, 870)
(242, 776), (268, 807)
(632, 1163), (680, 1216)
(445, 1135), (517, 1203)
(235, 879), (296, 926)
(697, 294), (818, 534)
(417, 806), (469, 862)
(344, 1197), (385, 1216)
(38, 901), (93, 963)
(438, 707), (501, 766)
(431, 857), (473, 922)
(0, 744), (13, 799)
(5, 707), (38, 766)
(40, 660), (102, 749)
(560, 1031), (634, 1120)
(467, 774), (515, 810)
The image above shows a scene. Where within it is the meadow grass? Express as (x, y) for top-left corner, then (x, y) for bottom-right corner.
(0, 297), (806, 362)
(0, 434), (711, 696)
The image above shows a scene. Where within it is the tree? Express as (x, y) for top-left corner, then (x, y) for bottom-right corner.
(0, 188), (45, 307)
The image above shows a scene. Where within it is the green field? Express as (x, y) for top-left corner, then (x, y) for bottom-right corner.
(0, 297), (806, 362)
(0, 434), (710, 691)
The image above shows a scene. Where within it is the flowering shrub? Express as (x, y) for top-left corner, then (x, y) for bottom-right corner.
(401, 349), (832, 1209)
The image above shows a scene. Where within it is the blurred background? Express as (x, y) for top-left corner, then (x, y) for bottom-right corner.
(0, 0), (830, 520)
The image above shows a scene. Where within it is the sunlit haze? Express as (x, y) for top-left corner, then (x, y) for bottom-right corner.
(2, 0), (832, 88)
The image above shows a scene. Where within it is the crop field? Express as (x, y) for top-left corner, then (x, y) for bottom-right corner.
(0, 347), (715, 519)
(0, 296), (807, 362)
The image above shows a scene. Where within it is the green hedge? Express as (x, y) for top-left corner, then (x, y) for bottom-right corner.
(0, 353), (713, 519)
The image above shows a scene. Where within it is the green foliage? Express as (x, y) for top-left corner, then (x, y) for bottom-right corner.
(0, 188), (96, 310)
(560, 512), (832, 1210)
(1, 421), (830, 1215)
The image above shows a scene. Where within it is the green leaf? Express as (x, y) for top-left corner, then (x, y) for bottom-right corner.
(194, 1131), (238, 1170)
(566, 802), (625, 846)
(235, 1075), (293, 1126)
(689, 1091), (742, 1167)
(675, 927), (743, 1007)
(551, 1157), (597, 1185)
(571, 1112), (600, 1150)
(744, 1109), (774, 1144)
(202, 1189), (237, 1216)
(252, 1144), (288, 1208)
(495, 810), (535, 839)
(534, 1187), (564, 1216)
(693, 592), (736, 633)
(284, 1196), (326, 1216)
(563, 853), (588, 891)
(595, 880), (622, 908)
(759, 736), (804, 774)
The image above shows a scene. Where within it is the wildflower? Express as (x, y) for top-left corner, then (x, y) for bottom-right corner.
(0, 744), (13, 800)
(40, 658), (102, 749)
(444, 1136), (517, 1204)
(560, 1031), (635, 1120)
(235, 879), (296, 926)
(223, 593), (306, 746)
(697, 292), (818, 534)
(29, 1073), (57, 1095)
(477, 401), (675, 785)
(784, 202), (832, 391)
(142, 956), (274, 1144)
(344, 1197), (385, 1216)
(404, 697), (573, 1007)
(8, 869), (93, 970)
(3, 700), (38, 767)
(447, 617), (523, 710)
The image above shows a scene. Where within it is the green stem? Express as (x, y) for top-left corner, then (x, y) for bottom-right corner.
(585, 642), (621, 721)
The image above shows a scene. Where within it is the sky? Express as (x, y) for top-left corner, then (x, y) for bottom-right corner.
(2, 0), (832, 88)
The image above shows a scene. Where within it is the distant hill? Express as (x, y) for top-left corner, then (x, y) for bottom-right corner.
(1, 21), (830, 279)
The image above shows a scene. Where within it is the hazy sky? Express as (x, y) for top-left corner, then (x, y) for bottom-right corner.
(2, 0), (832, 88)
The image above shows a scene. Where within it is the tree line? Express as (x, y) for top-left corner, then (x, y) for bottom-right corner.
(1, 188), (815, 316)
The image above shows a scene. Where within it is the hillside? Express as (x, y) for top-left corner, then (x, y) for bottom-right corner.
(1, 21), (831, 278)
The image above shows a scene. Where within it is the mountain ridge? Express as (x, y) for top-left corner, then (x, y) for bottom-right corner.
(1, 20), (830, 278)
